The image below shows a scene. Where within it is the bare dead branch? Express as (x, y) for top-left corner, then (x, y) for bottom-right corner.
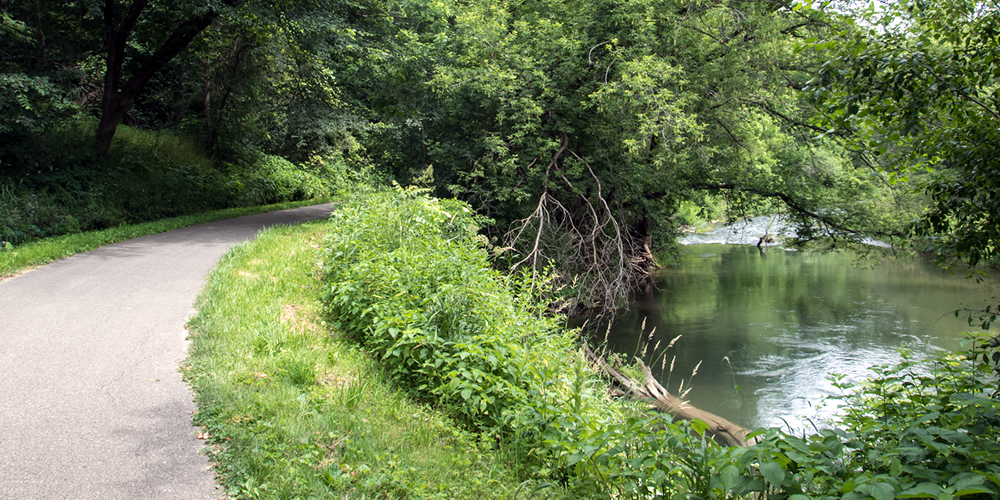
(504, 142), (655, 311)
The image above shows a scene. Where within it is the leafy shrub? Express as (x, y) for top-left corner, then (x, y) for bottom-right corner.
(0, 183), (80, 244)
(320, 188), (1000, 499)
(1, 120), (348, 245)
(698, 338), (1000, 500)
(322, 187), (577, 425)
(321, 188), (642, 487)
(230, 155), (315, 205)
(568, 340), (1000, 500)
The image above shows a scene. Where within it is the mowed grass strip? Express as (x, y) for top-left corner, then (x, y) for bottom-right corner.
(0, 198), (335, 279)
(184, 220), (521, 499)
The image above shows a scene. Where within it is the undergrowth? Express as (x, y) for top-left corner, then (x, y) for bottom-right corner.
(184, 220), (521, 499)
(0, 119), (367, 246)
(318, 187), (1000, 499)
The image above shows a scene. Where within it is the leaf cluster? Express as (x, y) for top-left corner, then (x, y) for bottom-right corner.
(806, 0), (1000, 267)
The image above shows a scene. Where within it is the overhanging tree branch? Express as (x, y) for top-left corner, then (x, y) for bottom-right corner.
(690, 182), (905, 240)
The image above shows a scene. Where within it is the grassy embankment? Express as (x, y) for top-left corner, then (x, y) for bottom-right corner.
(0, 198), (335, 279)
(184, 217), (523, 499)
(183, 187), (728, 499)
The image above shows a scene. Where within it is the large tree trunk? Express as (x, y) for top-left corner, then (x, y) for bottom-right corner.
(585, 346), (755, 447)
(96, 0), (147, 154)
(95, 0), (245, 154)
(96, 96), (131, 154)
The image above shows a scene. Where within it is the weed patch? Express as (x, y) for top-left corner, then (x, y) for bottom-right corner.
(185, 221), (521, 499)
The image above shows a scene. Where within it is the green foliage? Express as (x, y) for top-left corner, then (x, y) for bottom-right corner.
(721, 338), (1000, 500)
(185, 221), (522, 499)
(334, 0), (907, 308)
(320, 190), (632, 491)
(831, 345), (1000, 497)
(322, 188), (583, 430)
(227, 154), (330, 206)
(1, 0), (910, 299)
(0, 73), (74, 134)
(806, 0), (1000, 268)
(0, 8), (80, 136)
(567, 336), (1000, 500)
(0, 119), (354, 246)
(0, 182), (80, 244)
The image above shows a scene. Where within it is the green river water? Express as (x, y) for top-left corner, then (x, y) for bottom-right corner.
(589, 222), (998, 432)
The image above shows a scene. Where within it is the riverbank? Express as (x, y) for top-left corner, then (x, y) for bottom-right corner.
(188, 188), (1000, 499)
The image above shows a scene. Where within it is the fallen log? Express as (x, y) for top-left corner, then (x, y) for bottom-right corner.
(585, 345), (755, 447)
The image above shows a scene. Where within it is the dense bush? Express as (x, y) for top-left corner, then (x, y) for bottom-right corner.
(0, 183), (80, 244)
(0, 120), (349, 244)
(321, 189), (623, 486)
(320, 188), (1000, 499)
(321, 188), (598, 428)
(226, 154), (337, 206)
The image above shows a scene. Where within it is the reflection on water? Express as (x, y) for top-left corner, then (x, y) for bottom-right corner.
(588, 239), (997, 431)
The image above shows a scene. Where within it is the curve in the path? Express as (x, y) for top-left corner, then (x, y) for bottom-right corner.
(0, 203), (335, 499)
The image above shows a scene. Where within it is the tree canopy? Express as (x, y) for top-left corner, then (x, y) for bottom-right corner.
(375, 0), (904, 305)
(807, 0), (1000, 268)
(4, 0), (993, 305)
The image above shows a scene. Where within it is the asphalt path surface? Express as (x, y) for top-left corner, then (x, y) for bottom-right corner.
(0, 203), (335, 499)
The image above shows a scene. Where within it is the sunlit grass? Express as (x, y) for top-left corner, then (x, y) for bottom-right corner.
(184, 221), (522, 499)
(0, 198), (335, 279)
(109, 122), (215, 171)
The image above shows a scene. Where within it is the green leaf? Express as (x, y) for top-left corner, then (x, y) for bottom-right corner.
(890, 458), (901, 477)
(720, 464), (740, 489)
(690, 419), (711, 437)
(758, 461), (785, 486)
(954, 486), (993, 497)
(897, 483), (945, 498)
(870, 481), (895, 500)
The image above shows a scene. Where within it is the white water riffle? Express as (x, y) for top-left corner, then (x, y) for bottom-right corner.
(679, 215), (890, 248)
(680, 215), (793, 246)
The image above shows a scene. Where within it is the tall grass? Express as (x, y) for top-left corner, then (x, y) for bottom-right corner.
(107, 122), (214, 171)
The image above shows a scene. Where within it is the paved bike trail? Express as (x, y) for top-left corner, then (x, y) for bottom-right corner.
(0, 203), (335, 499)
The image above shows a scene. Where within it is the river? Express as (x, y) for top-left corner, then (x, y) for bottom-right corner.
(587, 216), (998, 432)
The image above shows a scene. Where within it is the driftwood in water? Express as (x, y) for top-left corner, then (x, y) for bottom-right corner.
(585, 346), (754, 447)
